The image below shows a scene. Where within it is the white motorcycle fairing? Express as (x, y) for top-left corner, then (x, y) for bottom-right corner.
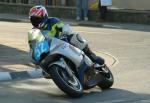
(48, 37), (85, 68)
(30, 29), (96, 87)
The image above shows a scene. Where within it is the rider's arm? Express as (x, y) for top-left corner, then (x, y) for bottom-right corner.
(49, 17), (72, 37)
(45, 17), (64, 38)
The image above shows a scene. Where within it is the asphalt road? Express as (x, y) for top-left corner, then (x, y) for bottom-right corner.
(0, 21), (150, 103)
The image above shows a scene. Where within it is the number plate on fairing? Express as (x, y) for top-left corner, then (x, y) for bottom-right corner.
(33, 40), (50, 61)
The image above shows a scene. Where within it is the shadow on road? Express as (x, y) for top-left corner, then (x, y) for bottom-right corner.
(0, 44), (30, 72)
(0, 79), (149, 103)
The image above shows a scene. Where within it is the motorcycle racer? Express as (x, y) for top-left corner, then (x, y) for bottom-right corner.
(28, 5), (104, 66)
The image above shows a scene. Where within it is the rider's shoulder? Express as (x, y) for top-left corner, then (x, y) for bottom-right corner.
(48, 17), (61, 23)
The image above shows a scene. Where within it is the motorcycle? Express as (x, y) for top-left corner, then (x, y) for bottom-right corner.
(30, 29), (114, 98)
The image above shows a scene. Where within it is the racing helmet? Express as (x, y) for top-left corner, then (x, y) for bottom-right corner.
(29, 5), (48, 28)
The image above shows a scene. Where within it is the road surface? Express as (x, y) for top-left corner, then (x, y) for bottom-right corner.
(0, 21), (150, 103)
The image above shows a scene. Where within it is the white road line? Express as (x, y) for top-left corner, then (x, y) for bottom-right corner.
(97, 99), (150, 103)
(140, 100), (150, 103)
(95, 51), (119, 67)
(103, 24), (123, 29)
(96, 99), (125, 103)
(76, 30), (111, 35)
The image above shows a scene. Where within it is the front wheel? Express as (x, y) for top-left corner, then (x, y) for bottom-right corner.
(97, 65), (114, 90)
(48, 65), (83, 98)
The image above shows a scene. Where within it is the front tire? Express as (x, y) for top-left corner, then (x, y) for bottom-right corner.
(48, 65), (83, 98)
(97, 65), (114, 89)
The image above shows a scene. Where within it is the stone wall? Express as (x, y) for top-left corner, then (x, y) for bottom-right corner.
(0, 2), (150, 24)
(111, 0), (150, 10)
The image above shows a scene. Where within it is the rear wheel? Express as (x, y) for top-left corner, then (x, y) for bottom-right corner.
(48, 65), (83, 98)
(97, 65), (114, 89)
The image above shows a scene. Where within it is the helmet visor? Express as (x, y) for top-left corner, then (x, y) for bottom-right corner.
(30, 16), (43, 28)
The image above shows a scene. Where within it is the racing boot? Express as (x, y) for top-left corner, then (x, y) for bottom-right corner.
(69, 33), (105, 67)
(83, 45), (105, 67)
